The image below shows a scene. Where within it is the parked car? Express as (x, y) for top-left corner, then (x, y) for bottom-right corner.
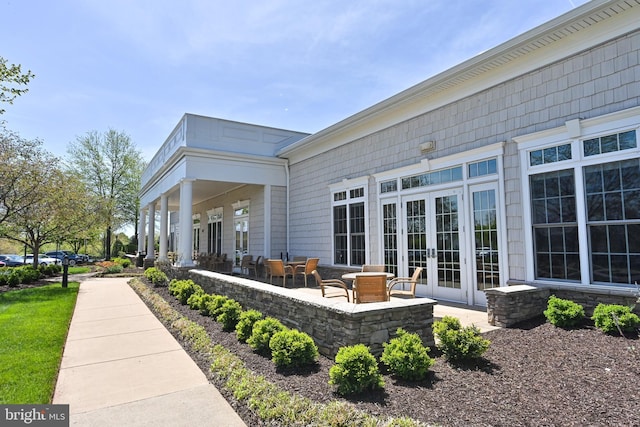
(24, 254), (61, 266)
(45, 251), (79, 266)
(0, 254), (26, 267)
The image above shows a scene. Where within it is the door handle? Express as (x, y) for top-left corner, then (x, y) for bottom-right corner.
(430, 248), (437, 258)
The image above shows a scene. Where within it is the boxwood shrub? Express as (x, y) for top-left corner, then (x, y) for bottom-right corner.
(433, 316), (490, 362)
(235, 309), (263, 343)
(328, 344), (384, 396)
(543, 295), (585, 328)
(269, 329), (319, 368)
(381, 328), (433, 381)
(216, 299), (243, 331)
(591, 303), (640, 334)
(247, 317), (287, 354)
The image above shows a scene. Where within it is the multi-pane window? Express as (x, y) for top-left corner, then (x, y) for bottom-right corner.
(473, 190), (499, 290)
(380, 180), (397, 193)
(207, 209), (222, 255)
(584, 159), (640, 284)
(583, 130), (636, 157)
(529, 144), (572, 166)
(382, 203), (398, 276)
(530, 170), (581, 281)
(332, 186), (366, 266)
(469, 159), (497, 178)
(401, 166), (463, 189)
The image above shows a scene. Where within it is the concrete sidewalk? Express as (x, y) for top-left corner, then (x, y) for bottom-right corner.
(53, 277), (246, 427)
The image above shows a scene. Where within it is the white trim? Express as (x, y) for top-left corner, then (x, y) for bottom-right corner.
(518, 106), (640, 289)
(330, 179), (370, 267)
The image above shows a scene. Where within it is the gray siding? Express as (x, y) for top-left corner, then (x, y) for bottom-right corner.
(288, 30), (640, 279)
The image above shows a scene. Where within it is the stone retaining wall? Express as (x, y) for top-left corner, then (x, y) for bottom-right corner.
(190, 269), (436, 357)
(485, 283), (640, 327)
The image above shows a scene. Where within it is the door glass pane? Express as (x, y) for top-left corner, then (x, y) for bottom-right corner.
(382, 203), (398, 276)
(436, 194), (461, 289)
(473, 190), (499, 290)
(406, 200), (427, 275)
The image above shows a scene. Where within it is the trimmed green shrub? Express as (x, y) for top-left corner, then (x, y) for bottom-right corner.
(592, 303), (640, 334)
(543, 295), (585, 328)
(269, 329), (319, 368)
(17, 265), (40, 283)
(236, 309), (263, 342)
(7, 271), (20, 287)
(187, 289), (207, 310)
(115, 257), (131, 268)
(205, 295), (230, 318)
(247, 317), (287, 354)
(168, 279), (202, 304)
(217, 299), (243, 331)
(329, 344), (384, 395)
(381, 328), (434, 381)
(144, 267), (168, 286)
(433, 316), (490, 361)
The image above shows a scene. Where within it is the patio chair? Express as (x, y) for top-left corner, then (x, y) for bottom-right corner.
(266, 259), (294, 287)
(388, 267), (424, 299)
(354, 274), (389, 303)
(361, 264), (386, 272)
(311, 270), (350, 302)
(247, 256), (263, 277)
(293, 256), (307, 262)
(240, 254), (253, 275)
(294, 257), (320, 287)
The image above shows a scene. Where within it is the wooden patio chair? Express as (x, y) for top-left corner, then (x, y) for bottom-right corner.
(247, 255), (263, 277)
(388, 267), (424, 299)
(311, 270), (350, 302)
(294, 257), (320, 287)
(354, 274), (389, 303)
(240, 254), (253, 275)
(266, 259), (294, 287)
(361, 264), (386, 272)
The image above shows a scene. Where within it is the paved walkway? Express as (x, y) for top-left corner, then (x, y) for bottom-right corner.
(53, 277), (246, 427)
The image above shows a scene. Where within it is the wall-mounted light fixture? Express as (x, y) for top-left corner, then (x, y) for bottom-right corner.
(420, 141), (435, 153)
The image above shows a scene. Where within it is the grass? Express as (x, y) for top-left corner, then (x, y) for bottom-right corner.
(0, 282), (79, 403)
(68, 266), (90, 274)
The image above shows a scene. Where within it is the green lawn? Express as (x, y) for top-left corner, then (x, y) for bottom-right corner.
(0, 283), (79, 403)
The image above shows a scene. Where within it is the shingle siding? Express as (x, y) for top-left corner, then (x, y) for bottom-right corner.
(289, 30), (640, 278)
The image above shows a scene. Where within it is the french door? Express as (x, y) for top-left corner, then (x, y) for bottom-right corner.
(401, 188), (466, 302)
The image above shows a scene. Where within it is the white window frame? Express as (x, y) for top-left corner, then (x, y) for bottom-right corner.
(207, 207), (223, 255)
(516, 106), (640, 289)
(329, 177), (369, 267)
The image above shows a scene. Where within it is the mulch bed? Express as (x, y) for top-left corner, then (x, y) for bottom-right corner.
(140, 279), (639, 426)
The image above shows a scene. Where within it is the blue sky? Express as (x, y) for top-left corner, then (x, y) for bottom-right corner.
(1, 0), (589, 161)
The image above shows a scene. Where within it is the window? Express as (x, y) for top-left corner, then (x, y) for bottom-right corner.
(585, 159), (640, 284)
(469, 159), (497, 178)
(583, 130), (636, 157)
(380, 180), (397, 193)
(519, 113), (640, 287)
(382, 202), (398, 276)
(401, 166), (462, 189)
(530, 170), (580, 281)
(207, 208), (223, 255)
(473, 189), (500, 290)
(192, 214), (201, 256)
(332, 185), (366, 266)
(529, 144), (572, 166)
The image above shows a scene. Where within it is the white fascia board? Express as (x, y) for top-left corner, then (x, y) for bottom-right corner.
(279, 0), (640, 165)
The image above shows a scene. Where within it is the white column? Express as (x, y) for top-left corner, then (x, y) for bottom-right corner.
(145, 202), (156, 260)
(264, 184), (271, 258)
(158, 193), (169, 261)
(179, 179), (194, 267)
(138, 209), (146, 255)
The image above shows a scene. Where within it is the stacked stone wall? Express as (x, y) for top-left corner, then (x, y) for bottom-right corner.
(190, 269), (435, 357)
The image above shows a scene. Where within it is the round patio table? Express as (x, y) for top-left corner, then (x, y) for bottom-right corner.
(341, 272), (395, 280)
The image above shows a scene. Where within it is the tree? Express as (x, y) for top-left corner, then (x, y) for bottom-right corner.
(0, 156), (96, 268)
(0, 57), (34, 114)
(66, 129), (145, 260)
(0, 127), (54, 225)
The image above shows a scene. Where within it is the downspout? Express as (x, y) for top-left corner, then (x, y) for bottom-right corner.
(285, 160), (290, 258)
